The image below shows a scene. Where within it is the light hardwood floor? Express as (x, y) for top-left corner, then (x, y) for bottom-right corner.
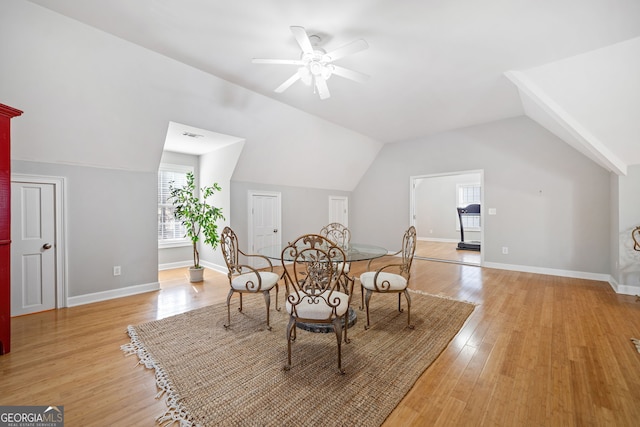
(415, 240), (481, 265)
(1, 260), (640, 426)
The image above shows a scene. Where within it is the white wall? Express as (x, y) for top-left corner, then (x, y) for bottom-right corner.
(12, 160), (158, 298)
(0, 1), (380, 302)
(198, 142), (245, 270)
(351, 116), (611, 275)
(415, 173), (481, 242)
(230, 181), (351, 253)
(616, 165), (640, 292)
(610, 172), (620, 284)
(0, 1), (382, 190)
(516, 37), (640, 169)
(2, 1), (633, 301)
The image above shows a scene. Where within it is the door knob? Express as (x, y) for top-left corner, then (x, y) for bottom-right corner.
(273, 229), (278, 233)
(43, 243), (52, 250)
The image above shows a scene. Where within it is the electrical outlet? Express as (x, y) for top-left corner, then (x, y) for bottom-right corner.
(113, 266), (121, 276)
(502, 247), (509, 255)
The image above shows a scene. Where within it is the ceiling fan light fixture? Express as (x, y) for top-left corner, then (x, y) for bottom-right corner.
(252, 26), (369, 100)
(308, 61), (324, 76)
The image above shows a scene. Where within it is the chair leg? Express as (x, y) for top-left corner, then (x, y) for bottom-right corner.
(275, 283), (280, 311)
(404, 289), (414, 329)
(224, 288), (234, 329)
(364, 290), (373, 330)
(360, 284), (365, 310)
(332, 317), (345, 375)
(284, 316), (296, 371)
(343, 309), (350, 344)
(344, 276), (354, 343)
(238, 293), (243, 313)
(397, 293), (404, 313)
(263, 290), (272, 331)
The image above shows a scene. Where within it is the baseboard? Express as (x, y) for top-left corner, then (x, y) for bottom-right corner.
(483, 261), (612, 282)
(199, 260), (227, 275)
(607, 276), (640, 296)
(67, 281), (160, 307)
(417, 237), (459, 243)
(64, 263), (640, 306)
(159, 261), (193, 271)
(483, 262), (640, 296)
(160, 261), (228, 275)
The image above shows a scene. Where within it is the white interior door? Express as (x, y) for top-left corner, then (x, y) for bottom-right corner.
(329, 196), (348, 227)
(11, 181), (57, 316)
(249, 191), (281, 268)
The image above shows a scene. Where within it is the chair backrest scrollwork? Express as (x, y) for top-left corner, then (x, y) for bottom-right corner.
(281, 234), (347, 320)
(220, 226), (241, 275)
(319, 223), (351, 249)
(633, 226), (640, 252)
(401, 226), (417, 276)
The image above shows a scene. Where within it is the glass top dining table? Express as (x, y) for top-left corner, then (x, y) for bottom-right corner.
(258, 242), (388, 262)
(258, 241), (387, 333)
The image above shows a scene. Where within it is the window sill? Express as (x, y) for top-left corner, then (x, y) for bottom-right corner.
(159, 240), (192, 249)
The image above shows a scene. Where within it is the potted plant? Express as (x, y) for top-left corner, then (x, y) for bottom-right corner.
(169, 171), (225, 282)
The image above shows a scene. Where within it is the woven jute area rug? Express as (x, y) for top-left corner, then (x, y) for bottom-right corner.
(121, 290), (475, 427)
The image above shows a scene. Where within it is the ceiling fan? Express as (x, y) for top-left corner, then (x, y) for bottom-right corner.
(252, 26), (369, 100)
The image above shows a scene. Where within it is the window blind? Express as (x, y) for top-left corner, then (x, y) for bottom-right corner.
(158, 164), (193, 244)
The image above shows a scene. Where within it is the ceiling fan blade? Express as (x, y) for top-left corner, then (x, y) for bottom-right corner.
(275, 73), (301, 93)
(323, 39), (369, 62)
(290, 26), (314, 55)
(252, 58), (305, 65)
(315, 76), (330, 100)
(330, 65), (370, 84)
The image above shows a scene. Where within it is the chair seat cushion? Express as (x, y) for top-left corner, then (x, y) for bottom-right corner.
(359, 271), (407, 291)
(231, 271), (279, 291)
(286, 290), (350, 320)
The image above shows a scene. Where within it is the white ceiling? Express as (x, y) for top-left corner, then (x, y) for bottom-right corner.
(164, 121), (244, 156)
(25, 0), (640, 170)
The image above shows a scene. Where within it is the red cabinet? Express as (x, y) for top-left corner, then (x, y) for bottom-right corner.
(0, 103), (23, 355)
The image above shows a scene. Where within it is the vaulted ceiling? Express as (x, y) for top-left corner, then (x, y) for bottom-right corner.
(22, 0), (640, 174)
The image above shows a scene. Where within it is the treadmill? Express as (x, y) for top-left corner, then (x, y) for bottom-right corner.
(456, 203), (481, 251)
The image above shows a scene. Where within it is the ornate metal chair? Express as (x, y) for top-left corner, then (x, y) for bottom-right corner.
(319, 222), (351, 248)
(281, 234), (353, 374)
(319, 222), (353, 291)
(358, 226), (417, 330)
(220, 226), (280, 330)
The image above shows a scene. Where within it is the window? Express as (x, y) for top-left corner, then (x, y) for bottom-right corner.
(158, 164), (194, 247)
(456, 184), (481, 230)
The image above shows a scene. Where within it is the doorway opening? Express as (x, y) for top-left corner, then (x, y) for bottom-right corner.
(409, 170), (483, 266)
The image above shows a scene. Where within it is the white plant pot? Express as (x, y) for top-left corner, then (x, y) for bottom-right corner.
(188, 266), (205, 282)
